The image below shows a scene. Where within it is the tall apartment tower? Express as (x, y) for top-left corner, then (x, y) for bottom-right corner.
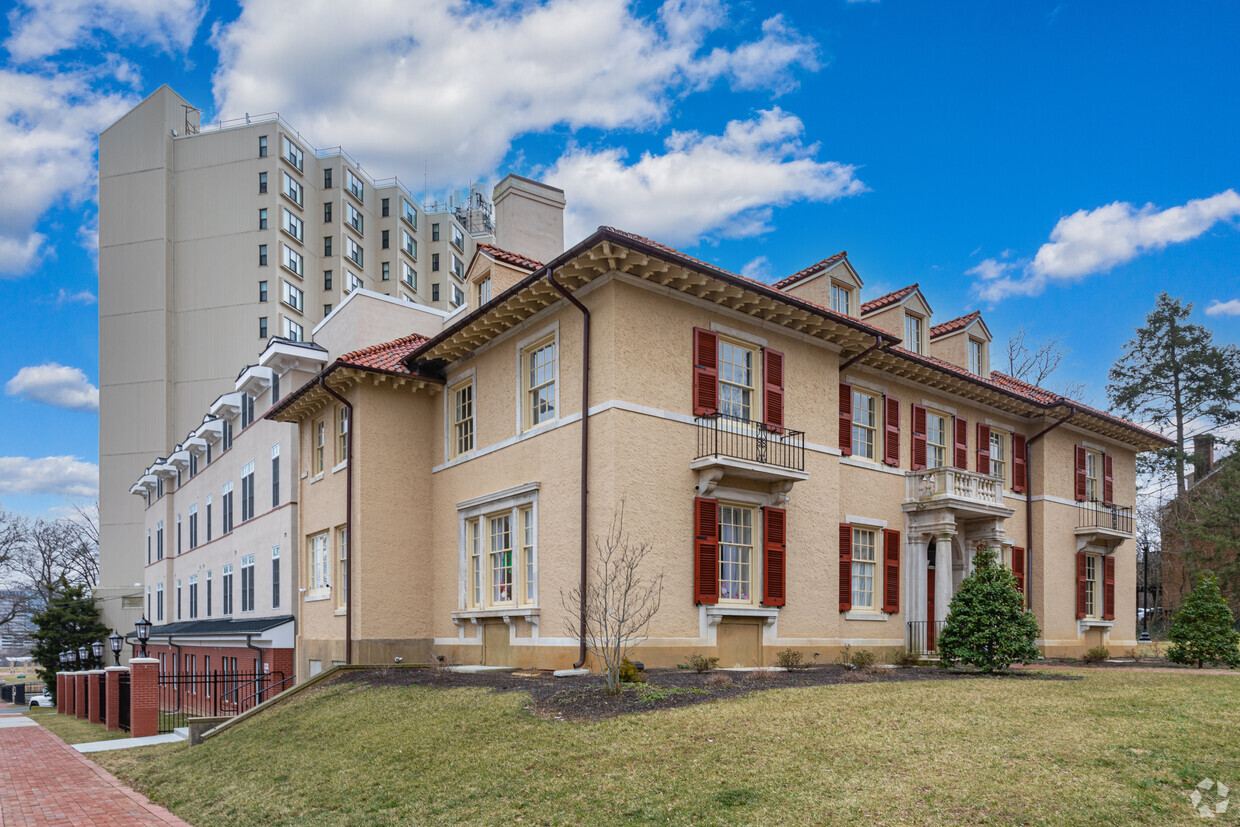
(97, 85), (565, 636)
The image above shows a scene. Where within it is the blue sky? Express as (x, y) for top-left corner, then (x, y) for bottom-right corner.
(2, 0), (1239, 517)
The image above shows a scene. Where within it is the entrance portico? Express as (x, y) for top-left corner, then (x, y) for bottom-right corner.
(902, 466), (1014, 652)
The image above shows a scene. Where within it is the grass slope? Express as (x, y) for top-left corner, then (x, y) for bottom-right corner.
(94, 670), (1240, 825)
(25, 706), (129, 744)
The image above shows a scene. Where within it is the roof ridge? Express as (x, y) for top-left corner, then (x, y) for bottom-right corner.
(929, 310), (981, 338)
(476, 242), (544, 270)
(772, 251), (848, 289)
(860, 283), (919, 315)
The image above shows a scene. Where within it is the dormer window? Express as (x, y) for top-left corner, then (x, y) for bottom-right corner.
(905, 313), (924, 355)
(969, 339), (984, 375)
(830, 282), (851, 316)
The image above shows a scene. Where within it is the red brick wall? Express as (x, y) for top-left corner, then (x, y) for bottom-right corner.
(56, 674), (65, 714)
(87, 672), (103, 724)
(130, 659), (159, 738)
(144, 643), (294, 715)
(74, 674), (87, 719)
(105, 668), (125, 732)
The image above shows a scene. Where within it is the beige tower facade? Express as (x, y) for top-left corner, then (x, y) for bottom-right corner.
(98, 85), (565, 637)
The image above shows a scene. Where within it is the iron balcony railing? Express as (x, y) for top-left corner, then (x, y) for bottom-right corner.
(695, 413), (805, 472)
(1077, 501), (1134, 536)
(907, 620), (946, 655)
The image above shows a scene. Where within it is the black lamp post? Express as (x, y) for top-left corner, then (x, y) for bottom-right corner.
(91, 641), (104, 668)
(134, 616), (152, 658)
(109, 631), (124, 666)
(1139, 535), (1153, 643)
(58, 651), (67, 668)
(77, 646), (88, 669)
(68, 649), (79, 670)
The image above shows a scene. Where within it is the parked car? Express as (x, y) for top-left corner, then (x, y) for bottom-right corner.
(27, 693), (54, 709)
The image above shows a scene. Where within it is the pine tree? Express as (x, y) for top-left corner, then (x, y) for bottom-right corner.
(1107, 292), (1240, 496)
(29, 578), (111, 699)
(937, 544), (1041, 673)
(1166, 573), (1240, 668)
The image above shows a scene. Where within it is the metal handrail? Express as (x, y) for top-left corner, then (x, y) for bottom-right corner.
(694, 412), (806, 471)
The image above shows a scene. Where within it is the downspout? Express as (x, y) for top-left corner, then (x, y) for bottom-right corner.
(318, 377), (354, 666)
(546, 267), (590, 669)
(245, 634), (263, 672)
(1024, 405), (1077, 606)
(839, 335), (885, 371)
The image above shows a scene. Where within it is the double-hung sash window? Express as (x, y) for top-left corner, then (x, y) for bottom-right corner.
(718, 340), (755, 421)
(308, 532), (330, 597)
(205, 495), (212, 542)
(989, 430), (1008, 481)
(222, 481), (234, 533)
(240, 461), (255, 522)
(156, 583), (163, 620)
(831, 283), (850, 315)
(926, 412), (948, 469)
(851, 527), (877, 611)
(189, 575), (198, 619)
(284, 318), (304, 342)
(1084, 554), (1098, 618)
(271, 443), (280, 506)
(452, 381), (474, 457)
(718, 504), (754, 602)
(490, 515), (514, 604)
(282, 244), (303, 276)
(478, 277), (491, 305)
(188, 504), (198, 549)
(222, 564), (233, 615)
(462, 497), (537, 611)
(241, 554), (255, 612)
(336, 527), (348, 609)
(851, 390), (878, 460)
(156, 521), (164, 560)
(523, 337), (557, 429)
(402, 262), (416, 290)
(451, 224), (465, 250)
(206, 570), (213, 617)
(336, 406), (349, 464)
(1085, 450), (1100, 502)
(271, 546), (281, 609)
(313, 420), (325, 474)
(969, 339), (983, 375)
(282, 136), (303, 171)
(346, 237), (363, 267)
(402, 229), (416, 258)
(905, 313), (924, 354)
(283, 281), (304, 313)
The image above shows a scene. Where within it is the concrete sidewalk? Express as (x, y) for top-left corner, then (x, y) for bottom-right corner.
(0, 704), (191, 826)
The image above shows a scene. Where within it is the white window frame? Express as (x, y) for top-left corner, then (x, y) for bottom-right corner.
(905, 313), (924, 354)
(456, 483), (539, 612)
(307, 532), (330, 599)
(969, 339), (983, 376)
(851, 388), (879, 461)
(282, 135), (303, 171)
(448, 375), (475, 459)
(718, 501), (758, 605)
(283, 317), (304, 342)
(830, 282), (851, 316)
(989, 429), (1009, 484)
(282, 280), (304, 313)
(926, 411), (949, 470)
(282, 172), (303, 206)
(851, 525), (879, 612)
(282, 244), (304, 277)
(282, 208), (303, 242)
(516, 323), (560, 433)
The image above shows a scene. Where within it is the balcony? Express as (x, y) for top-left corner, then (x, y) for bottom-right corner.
(903, 466), (1012, 519)
(1075, 500), (1133, 547)
(692, 413), (807, 484)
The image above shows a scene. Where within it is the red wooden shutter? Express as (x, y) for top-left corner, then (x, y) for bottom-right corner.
(692, 328), (719, 416)
(838, 523), (852, 612)
(1103, 555), (1115, 620)
(1012, 433), (1027, 493)
(976, 423), (991, 474)
(1012, 545), (1025, 599)
(911, 405), (927, 470)
(1076, 551), (1087, 619)
(1102, 453), (1114, 507)
(882, 529), (901, 613)
(838, 382), (853, 456)
(693, 497), (719, 604)
(762, 348), (785, 430)
(762, 507), (786, 607)
(953, 416), (968, 469)
(883, 396), (900, 467)
(1074, 445), (1087, 502)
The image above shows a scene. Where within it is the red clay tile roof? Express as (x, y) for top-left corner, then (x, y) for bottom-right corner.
(861, 284), (919, 315)
(930, 311), (981, 339)
(772, 251), (847, 290)
(338, 333), (429, 375)
(476, 244), (543, 272)
(987, 370), (1061, 405)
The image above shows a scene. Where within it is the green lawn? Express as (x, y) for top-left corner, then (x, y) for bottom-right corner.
(93, 669), (1240, 826)
(25, 706), (129, 745)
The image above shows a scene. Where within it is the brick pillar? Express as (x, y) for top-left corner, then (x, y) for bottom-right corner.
(129, 658), (159, 739)
(63, 674), (75, 717)
(86, 670), (104, 724)
(56, 673), (66, 714)
(105, 667), (127, 732)
(75, 673), (88, 719)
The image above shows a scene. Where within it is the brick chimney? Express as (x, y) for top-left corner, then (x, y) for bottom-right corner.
(1191, 434), (1215, 487)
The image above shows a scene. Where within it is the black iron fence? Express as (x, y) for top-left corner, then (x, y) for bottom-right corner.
(1, 682), (46, 705)
(156, 670), (291, 733)
(117, 672), (130, 732)
(1077, 501), (1133, 535)
(907, 620), (946, 655)
(96, 673), (106, 715)
(695, 413), (805, 472)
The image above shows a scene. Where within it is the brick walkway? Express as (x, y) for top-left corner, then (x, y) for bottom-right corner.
(0, 707), (191, 826)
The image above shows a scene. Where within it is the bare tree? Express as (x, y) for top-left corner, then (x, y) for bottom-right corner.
(1005, 327), (1088, 400)
(562, 505), (663, 695)
(0, 511), (30, 626)
(59, 502), (100, 590)
(16, 518), (90, 600)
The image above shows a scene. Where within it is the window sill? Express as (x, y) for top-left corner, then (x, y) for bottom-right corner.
(303, 593), (330, 602)
(1078, 618), (1114, 631)
(844, 610), (889, 622)
(332, 461), (348, 474)
(704, 605), (778, 626)
(333, 607), (346, 616)
(451, 607), (539, 626)
(308, 473), (324, 484)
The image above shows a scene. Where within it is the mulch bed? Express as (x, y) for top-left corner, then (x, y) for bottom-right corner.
(329, 664), (1079, 722)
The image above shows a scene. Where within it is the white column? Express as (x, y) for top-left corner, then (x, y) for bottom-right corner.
(906, 534), (928, 644)
(934, 532), (954, 624)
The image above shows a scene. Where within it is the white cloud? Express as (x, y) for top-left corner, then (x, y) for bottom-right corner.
(6, 363), (99, 411)
(0, 69), (134, 275)
(4, 0), (207, 62)
(55, 288), (97, 306)
(971, 190), (1240, 302)
(1205, 299), (1240, 317)
(211, 0), (820, 189)
(546, 108), (865, 246)
(740, 256), (772, 281)
(0, 456), (98, 498)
